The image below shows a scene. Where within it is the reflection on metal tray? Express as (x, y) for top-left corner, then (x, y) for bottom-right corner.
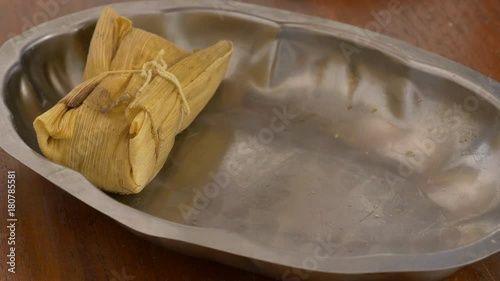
(1, 1), (499, 280)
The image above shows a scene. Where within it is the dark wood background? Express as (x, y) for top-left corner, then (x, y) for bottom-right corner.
(0, 0), (499, 280)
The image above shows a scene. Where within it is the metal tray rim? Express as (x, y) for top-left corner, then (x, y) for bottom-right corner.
(1, 0), (499, 275)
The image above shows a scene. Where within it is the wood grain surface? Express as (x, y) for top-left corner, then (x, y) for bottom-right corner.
(0, 0), (499, 280)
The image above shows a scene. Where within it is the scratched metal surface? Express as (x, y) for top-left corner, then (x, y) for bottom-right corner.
(1, 1), (499, 280)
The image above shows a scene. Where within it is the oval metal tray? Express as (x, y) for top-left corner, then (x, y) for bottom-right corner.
(1, 1), (499, 280)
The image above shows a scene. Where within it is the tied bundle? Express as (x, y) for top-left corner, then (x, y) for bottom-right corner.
(33, 7), (233, 194)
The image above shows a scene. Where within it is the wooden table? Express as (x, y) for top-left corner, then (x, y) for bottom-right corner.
(0, 0), (499, 280)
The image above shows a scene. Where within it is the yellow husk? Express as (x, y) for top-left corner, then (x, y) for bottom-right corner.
(33, 7), (233, 194)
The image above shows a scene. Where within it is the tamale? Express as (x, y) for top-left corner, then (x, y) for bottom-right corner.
(33, 7), (233, 194)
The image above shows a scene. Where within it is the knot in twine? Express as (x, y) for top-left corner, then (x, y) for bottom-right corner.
(63, 49), (191, 135)
(137, 49), (191, 117)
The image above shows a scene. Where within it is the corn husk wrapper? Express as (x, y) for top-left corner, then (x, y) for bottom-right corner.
(33, 7), (233, 194)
